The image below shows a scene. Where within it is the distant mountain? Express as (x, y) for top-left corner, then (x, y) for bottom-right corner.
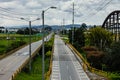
(6, 24), (94, 30)
(50, 24), (81, 30)
(10, 24), (81, 30)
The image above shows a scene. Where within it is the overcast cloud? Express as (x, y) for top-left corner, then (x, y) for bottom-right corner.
(0, 0), (119, 26)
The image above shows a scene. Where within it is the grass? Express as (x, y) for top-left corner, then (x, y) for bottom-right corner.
(0, 33), (42, 55)
(14, 56), (43, 80)
(14, 34), (54, 80)
(14, 55), (51, 80)
(60, 34), (69, 43)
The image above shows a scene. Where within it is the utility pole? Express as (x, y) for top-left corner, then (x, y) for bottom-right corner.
(42, 10), (45, 80)
(63, 19), (65, 35)
(61, 21), (63, 34)
(72, 2), (74, 45)
(29, 21), (32, 72)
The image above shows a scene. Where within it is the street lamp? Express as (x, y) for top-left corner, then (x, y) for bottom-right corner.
(20, 17), (40, 72)
(42, 6), (57, 80)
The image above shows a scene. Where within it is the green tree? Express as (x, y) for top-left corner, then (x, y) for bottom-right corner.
(68, 29), (72, 43)
(104, 41), (120, 71)
(68, 23), (87, 48)
(88, 27), (112, 50)
(80, 23), (87, 31)
(74, 27), (85, 48)
(16, 29), (23, 34)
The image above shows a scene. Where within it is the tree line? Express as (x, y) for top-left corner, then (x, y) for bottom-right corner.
(68, 23), (120, 72)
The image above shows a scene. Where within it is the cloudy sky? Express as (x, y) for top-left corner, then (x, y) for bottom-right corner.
(0, 0), (119, 27)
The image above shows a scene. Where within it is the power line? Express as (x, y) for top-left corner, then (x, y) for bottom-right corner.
(0, 12), (21, 20)
(80, 0), (113, 21)
(0, 7), (40, 16)
(0, 7), (41, 21)
(75, 0), (105, 11)
(0, 16), (22, 21)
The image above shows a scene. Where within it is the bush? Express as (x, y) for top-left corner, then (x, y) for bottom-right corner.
(105, 41), (120, 71)
(5, 41), (26, 53)
(46, 51), (51, 57)
(82, 46), (105, 69)
(82, 46), (98, 51)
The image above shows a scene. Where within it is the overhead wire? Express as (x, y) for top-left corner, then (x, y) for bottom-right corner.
(75, 0), (105, 11)
(0, 7), (40, 16)
(0, 6), (41, 22)
(81, 0), (113, 21)
(61, 0), (110, 19)
(74, 0), (113, 22)
(0, 16), (22, 21)
(0, 12), (22, 19)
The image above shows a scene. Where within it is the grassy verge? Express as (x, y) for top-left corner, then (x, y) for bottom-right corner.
(14, 55), (51, 80)
(94, 71), (120, 80)
(14, 35), (54, 80)
(60, 34), (69, 43)
(0, 34), (42, 56)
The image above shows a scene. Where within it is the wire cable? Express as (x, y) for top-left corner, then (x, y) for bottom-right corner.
(0, 7), (40, 16)
(79, 0), (113, 21)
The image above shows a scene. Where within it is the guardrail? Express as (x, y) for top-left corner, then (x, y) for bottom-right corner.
(67, 43), (109, 79)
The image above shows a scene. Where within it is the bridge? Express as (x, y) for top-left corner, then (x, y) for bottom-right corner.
(102, 10), (120, 41)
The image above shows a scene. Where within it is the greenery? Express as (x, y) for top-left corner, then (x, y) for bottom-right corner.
(16, 27), (39, 35)
(67, 25), (120, 79)
(103, 41), (120, 72)
(68, 23), (87, 50)
(82, 46), (104, 69)
(87, 27), (112, 50)
(14, 56), (43, 80)
(14, 35), (54, 80)
(0, 33), (42, 55)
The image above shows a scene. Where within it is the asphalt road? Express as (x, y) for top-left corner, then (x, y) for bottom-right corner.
(51, 35), (90, 80)
(0, 33), (53, 80)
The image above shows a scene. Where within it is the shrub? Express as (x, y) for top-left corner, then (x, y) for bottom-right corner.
(82, 46), (105, 69)
(46, 51), (51, 57)
(82, 46), (98, 52)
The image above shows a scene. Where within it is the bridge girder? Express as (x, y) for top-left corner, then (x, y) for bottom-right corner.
(102, 10), (120, 41)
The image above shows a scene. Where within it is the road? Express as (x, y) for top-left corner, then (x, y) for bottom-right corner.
(0, 33), (53, 80)
(51, 35), (90, 80)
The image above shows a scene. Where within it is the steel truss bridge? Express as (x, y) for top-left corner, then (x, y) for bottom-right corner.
(102, 10), (120, 41)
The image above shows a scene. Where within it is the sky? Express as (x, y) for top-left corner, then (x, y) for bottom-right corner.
(0, 0), (119, 27)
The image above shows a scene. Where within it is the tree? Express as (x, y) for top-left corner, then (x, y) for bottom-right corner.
(88, 27), (112, 50)
(17, 28), (39, 35)
(81, 23), (87, 31)
(104, 41), (120, 71)
(68, 23), (87, 48)
(16, 29), (24, 34)
(68, 29), (72, 43)
(74, 27), (85, 48)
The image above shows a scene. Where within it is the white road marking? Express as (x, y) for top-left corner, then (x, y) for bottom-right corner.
(69, 76), (72, 80)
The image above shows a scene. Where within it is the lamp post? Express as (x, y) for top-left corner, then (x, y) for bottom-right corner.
(42, 6), (56, 80)
(20, 18), (40, 72)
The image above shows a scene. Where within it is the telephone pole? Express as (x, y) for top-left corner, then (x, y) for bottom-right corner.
(63, 18), (65, 34)
(72, 2), (74, 44)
